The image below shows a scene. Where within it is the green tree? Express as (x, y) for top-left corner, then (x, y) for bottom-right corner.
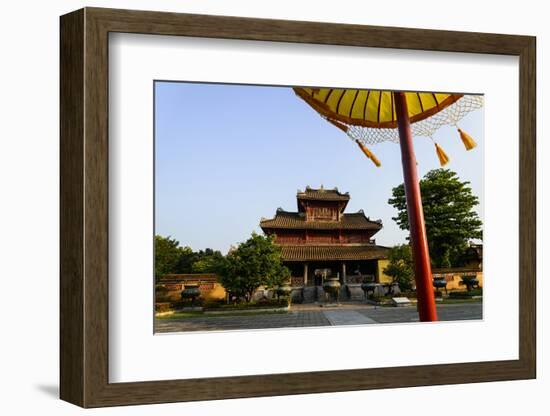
(155, 236), (226, 277)
(383, 244), (414, 291)
(154, 235), (184, 281)
(273, 263), (292, 286)
(219, 233), (289, 302)
(174, 246), (196, 273)
(388, 169), (483, 268)
(191, 248), (225, 273)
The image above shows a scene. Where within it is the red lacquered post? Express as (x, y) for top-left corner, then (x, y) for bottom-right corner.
(393, 91), (438, 322)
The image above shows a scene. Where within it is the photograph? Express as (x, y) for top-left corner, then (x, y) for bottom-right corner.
(0, 1), (540, 412)
(153, 83), (485, 333)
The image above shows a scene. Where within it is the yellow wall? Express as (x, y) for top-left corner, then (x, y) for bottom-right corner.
(433, 270), (483, 291)
(375, 263), (483, 291)
(202, 283), (226, 301)
(377, 259), (392, 283)
(156, 282), (226, 303)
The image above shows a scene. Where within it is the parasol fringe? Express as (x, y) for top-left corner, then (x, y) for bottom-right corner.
(434, 143), (450, 166)
(355, 140), (381, 167)
(457, 128), (477, 150)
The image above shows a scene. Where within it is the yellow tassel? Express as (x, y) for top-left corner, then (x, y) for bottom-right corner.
(355, 140), (381, 167)
(457, 128), (477, 150)
(435, 143), (450, 166)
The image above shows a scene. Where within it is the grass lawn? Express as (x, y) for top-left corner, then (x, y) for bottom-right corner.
(157, 310), (289, 320)
(438, 297), (482, 304)
(375, 297), (481, 307)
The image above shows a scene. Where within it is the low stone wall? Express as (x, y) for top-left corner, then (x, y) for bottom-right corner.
(156, 280), (226, 304)
(432, 269), (483, 292)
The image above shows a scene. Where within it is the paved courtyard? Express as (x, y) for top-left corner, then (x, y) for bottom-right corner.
(155, 301), (482, 333)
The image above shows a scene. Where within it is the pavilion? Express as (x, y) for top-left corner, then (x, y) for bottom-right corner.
(260, 186), (391, 301)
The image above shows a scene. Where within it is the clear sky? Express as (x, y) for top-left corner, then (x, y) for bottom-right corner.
(155, 81), (484, 254)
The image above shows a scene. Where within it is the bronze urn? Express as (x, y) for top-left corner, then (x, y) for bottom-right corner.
(181, 283), (201, 305)
(433, 278), (447, 296)
(361, 281), (377, 299)
(276, 282), (292, 299)
(323, 277), (341, 303)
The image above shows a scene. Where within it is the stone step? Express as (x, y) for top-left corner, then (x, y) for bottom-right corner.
(316, 286), (325, 301)
(303, 287), (316, 303)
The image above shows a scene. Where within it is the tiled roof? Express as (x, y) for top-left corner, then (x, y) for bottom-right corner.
(297, 186), (350, 201)
(280, 245), (389, 261)
(260, 210), (382, 230)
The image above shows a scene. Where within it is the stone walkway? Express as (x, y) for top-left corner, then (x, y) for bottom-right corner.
(323, 310), (377, 326)
(156, 310), (330, 333)
(155, 302), (482, 333)
(356, 302), (483, 324)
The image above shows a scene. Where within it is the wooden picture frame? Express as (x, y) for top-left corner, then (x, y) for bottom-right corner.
(60, 7), (536, 408)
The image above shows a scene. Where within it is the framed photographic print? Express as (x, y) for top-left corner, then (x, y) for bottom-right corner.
(60, 7), (536, 408)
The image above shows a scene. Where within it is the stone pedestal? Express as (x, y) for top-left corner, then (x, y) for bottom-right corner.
(346, 284), (365, 301)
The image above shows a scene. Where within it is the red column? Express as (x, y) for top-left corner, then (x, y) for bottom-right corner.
(393, 92), (438, 322)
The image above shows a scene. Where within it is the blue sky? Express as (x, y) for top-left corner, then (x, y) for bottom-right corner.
(155, 82), (484, 253)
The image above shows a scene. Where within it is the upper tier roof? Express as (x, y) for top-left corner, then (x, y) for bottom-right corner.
(260, 210), (382, 231)
(297, 186), (350, 202)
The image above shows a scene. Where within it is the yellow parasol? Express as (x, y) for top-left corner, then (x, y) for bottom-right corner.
(294, 87), (481, 167)
(292, 87), (483, 322)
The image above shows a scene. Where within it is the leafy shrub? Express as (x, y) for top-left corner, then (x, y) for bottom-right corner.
(449, 288), (482, 298)
(399, 290), (417, 299)
(170, 298), (204, 309)
(204, 298), (289, 310)
(383, 245), (414, 291)
(203, 299), (227, 308)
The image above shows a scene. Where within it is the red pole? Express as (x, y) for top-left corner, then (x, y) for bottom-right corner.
(393, 92), (438, 322)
